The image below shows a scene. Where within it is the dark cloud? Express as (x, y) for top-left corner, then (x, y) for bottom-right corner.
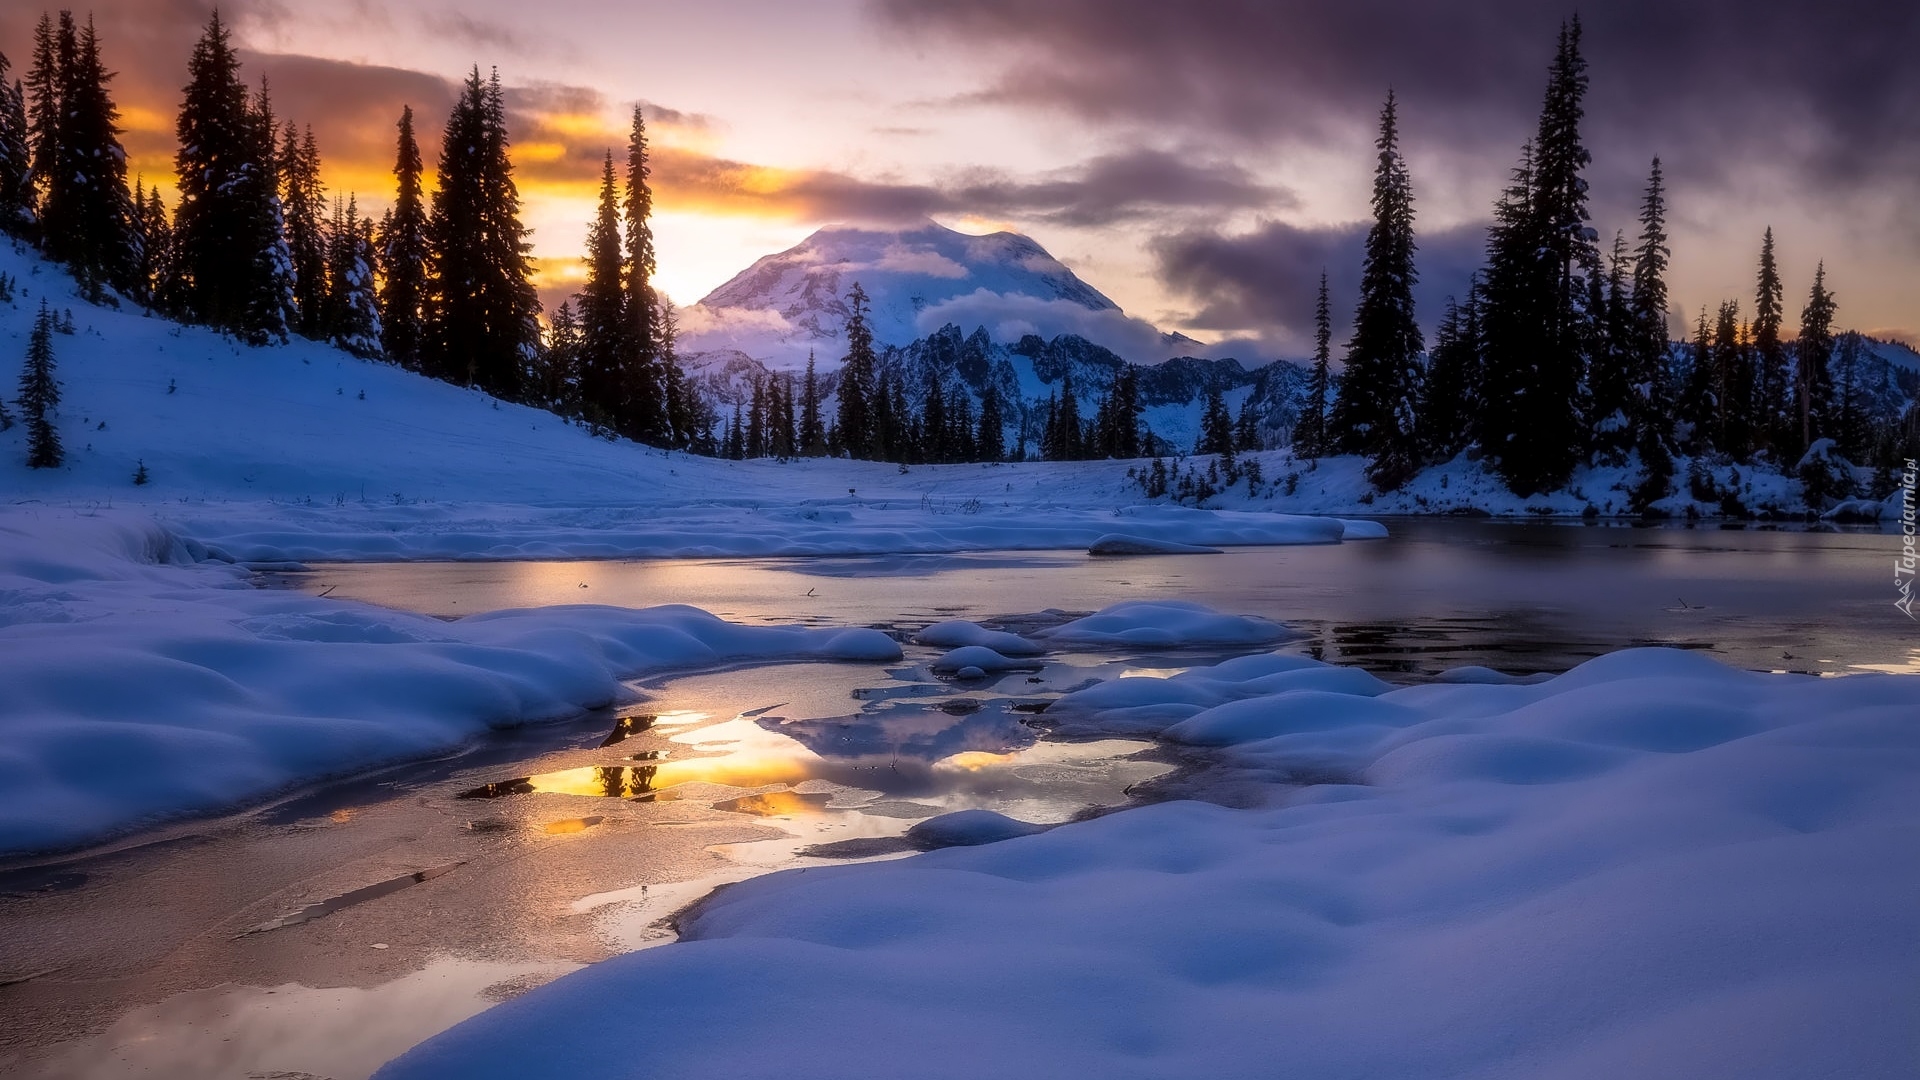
(1153, 219), (1488, 353)
(874, 0), (1920, 210)
(953, 149), (1290, 227)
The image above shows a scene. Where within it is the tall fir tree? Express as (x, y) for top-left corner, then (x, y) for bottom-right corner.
(137, 183), (174, 308)
(1296, 271), (1333, 457)
(325, 196), (382, 358)
(1751, 226), (1788, 452)
(1676, 307), (1715, 452)
(540, 301), (582, 411)
(620, 106), (665, 441)
(423, 68), (540, 396)
(799, 352), (825, 455)
(37, 15), (136, 297)
(575, 151), (627, 430)
(377, 105), (429, 368)
(173, 13), (291, 342)
(17, 301), (60, 468)
(1326, 91), (1424, 489)
(1419, 289), (1479, 460)
(1711, 299), (1751, 455)
(1793, 263), (1837, 456)
(281, 124), (329, 337)
(1586, 231), (1637, 460)
(0, 51), (35, 235)
(1627, 159), (1673, 456)
(977, 380), (1004, 461)
(1478, 19), (1599, 494)
(834, 282), (877, 457)
(25, 13), (65, 218)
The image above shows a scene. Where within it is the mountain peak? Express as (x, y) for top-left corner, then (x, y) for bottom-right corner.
(683, 221), (1129, 369)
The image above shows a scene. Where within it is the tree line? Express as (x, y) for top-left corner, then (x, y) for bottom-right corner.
(1292, 16), (1914, 504)
(0, 9), (697, 449)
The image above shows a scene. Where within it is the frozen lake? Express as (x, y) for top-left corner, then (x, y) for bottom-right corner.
(4, 519), (1909, 1079)
(292, 518), (1916, 677)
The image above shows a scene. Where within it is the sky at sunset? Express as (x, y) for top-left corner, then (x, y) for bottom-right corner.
(1, 0), (1913, 353)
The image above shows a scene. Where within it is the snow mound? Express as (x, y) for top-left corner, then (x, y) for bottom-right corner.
(905, 809), (1048, 849)
(911, 620), (1044, 656)
(378, 647), (1920, 1080)
(1035, 600), (1298, 648)
(1434, 664), (1556, 685)
(0, 512), (903, 856)
(928, 645), (1041, 674)
(1087, 533), (1222, 555)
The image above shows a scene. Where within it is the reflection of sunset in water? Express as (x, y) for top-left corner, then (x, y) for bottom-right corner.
(941, 751), (1017, 771)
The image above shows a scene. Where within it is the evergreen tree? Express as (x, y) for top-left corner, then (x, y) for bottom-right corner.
(834, 282), (876, 457)
(1419, 291), (1478, 460)
(1198, 381), (1232, 455)
(1296, 271), (1333, 456)
(774, 373), (797, 458)
(245, 79), (297, 340)
(25, 13), (65, 217)
(621, 106), (664, 441)
(423, 67), (540, 396)
(1711, 300), (1750, 455)
(1054, 371), (1084, 459)
(136, 183), (174, 308)
(281, 124), (329, 337)
(1233, 398), (1261, 452)
(173, 13), (291, 342)
(37, 15), (136, 297)
(377, 105), (429, 368)
(1627, 158), (1672, 449)
(540, 301), (583, 411)
(17, 301), (60, 468)
(1792, 263), (1837, 456)
(326, 196), (382, 358)
(977, 380), (1004, 461)
(0, 52), (34, 236)
(745, 374), (768, 458)
(576, 151), (627, 429)
(1676, 307), (1716, 452)
(922, 372), (947, 462)
(1832, 331), (1868, 459)
(656, 305), (700, 449)
(1326, 91), (1424, 489)
(1751, 227), (1788, 453)
(799, 352), (825, 455)
(1587, 231), (1637, 460)
(1478, 19), (1599, 494)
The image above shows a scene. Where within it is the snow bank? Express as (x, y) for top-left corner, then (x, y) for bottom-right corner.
(379, 647), (1919, 1080)
(911, 620), (1045, 655)
(1087, 533), (1223, 555)
(0, 510), (901, 856)
(1035, 600), (1299, 648)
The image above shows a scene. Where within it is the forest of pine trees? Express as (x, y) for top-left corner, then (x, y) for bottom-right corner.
(0, 11), (699, 453)
(1294, 15), (1916, 506)
(0, 11), (1909, 495)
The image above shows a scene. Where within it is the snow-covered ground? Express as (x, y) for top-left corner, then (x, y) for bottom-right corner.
(379, 643), (1919, 1080)
(0, 511), (902, 856)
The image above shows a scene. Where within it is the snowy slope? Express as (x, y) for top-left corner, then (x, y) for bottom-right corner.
(681, 220), (1197, 369)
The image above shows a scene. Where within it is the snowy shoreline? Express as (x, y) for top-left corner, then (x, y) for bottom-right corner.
(378, 644), (1920, 1080)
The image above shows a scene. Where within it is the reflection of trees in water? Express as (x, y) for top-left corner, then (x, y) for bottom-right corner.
(600, 715), (656, 747)
(595, 765), (656, 797)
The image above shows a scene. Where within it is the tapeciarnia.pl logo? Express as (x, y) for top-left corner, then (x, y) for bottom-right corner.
(1897, 459), (1917, 620)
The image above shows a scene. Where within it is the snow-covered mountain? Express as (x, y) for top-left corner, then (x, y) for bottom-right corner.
(680, 221), (1198, 371)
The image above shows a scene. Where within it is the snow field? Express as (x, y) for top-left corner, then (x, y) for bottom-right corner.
(378, 645), (1920, 1080)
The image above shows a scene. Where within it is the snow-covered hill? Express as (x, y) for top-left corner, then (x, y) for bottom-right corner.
(681, 220), (1198, 370)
